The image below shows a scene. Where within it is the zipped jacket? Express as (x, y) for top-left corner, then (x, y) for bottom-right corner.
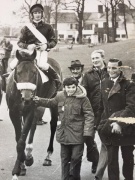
(38, 85), (94, 145)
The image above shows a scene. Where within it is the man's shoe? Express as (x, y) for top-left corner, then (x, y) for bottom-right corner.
(91, 162), (98, 174)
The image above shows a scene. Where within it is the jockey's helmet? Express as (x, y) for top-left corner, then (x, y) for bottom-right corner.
(30, 4), (44, 14)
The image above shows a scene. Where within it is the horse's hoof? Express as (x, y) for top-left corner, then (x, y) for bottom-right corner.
(20, 168), (26, 176)
(12, 174), (18, 180)
(43, 159), (52, 166)
(12, 160), (21, 176)
(25, 156), (34, 166)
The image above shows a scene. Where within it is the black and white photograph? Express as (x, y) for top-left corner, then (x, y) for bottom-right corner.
(0, 0), (135, 180)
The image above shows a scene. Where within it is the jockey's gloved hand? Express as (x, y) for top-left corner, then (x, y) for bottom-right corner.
(39, 63), (50, 71)
(55, 79), (62, 91)
(37, 43), (47, 51)
(27, 44), (36, 51)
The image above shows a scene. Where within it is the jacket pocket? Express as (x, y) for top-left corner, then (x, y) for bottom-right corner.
(56, 125), (64, 143)
(72, 104), (81, 115)
(72, 124), (83, 132)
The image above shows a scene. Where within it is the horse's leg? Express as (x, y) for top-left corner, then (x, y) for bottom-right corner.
(12, 110), (34, 180)
(25, 110), (38, 166)
(9, 110), (26, 177)
(43, 106), (58, 166)
(9, 110), (22, 142)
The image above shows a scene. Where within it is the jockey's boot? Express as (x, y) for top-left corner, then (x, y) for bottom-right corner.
(43, 66), (62, 91)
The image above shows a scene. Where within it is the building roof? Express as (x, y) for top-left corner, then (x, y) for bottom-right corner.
(50, 10), (135, 24)
(51, 12), (78, 23)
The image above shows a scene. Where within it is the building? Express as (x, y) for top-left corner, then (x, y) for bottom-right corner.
(50, 5), (135, 42)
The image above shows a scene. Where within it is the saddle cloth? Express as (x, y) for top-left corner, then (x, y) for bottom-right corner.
(36, 66), (49, 83)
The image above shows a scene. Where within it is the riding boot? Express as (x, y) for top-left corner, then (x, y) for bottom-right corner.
(43, 66), (62, 91)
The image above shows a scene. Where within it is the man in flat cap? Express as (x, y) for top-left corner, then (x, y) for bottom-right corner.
(68, 60), (84, 84)
(68, 59), (99, 175)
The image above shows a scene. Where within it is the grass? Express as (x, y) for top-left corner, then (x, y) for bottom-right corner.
(48, 39), (135, 79)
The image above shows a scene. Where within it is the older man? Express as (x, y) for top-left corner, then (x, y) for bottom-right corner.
(98, 58), (135, 180)
(68, 59), (99, 174)
(68, 60), (84, 83)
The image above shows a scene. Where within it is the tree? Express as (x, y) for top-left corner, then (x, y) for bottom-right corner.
(98, 0), (110, 42)
(109, 0), (121, 42)
(63, 0), (86, 44)
(127, 0), (135, 19)
(99, 0), (121, 42)
(119, 0), (128, 38)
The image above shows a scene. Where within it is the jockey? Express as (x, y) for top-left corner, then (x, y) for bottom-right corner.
(10, 3), (61, 90)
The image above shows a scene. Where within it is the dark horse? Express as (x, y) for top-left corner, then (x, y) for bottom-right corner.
(6, 50), (62, 180)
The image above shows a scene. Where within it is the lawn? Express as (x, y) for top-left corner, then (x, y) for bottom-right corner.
(48, 39), (135, 79)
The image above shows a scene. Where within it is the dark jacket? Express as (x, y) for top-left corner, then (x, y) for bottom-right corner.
(98, 73), (135, 146)
(82, 65), (107, 127)
(17, 21), (57, 49)
(38, 85), (94, 145)
(2, 43), (13, 59)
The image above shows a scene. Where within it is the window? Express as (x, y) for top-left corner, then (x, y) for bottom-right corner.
(75, 24), (78, 30)
(70, 24), (73, 29)
(116, 34), (120, 38)
(59, 34), (64, 38)
(103, 22), (107, 28)
(84, 24), (92, 30)
(122, 34), (126, 38)
(68, 35), (73, 39)
(98, 5), (103, 13)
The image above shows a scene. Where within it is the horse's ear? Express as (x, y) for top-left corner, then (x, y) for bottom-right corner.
(30, 49), (37, 61)
(16, 50), (22, 61)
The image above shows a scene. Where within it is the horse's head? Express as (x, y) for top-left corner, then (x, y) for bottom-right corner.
(15, 50), (38, 105)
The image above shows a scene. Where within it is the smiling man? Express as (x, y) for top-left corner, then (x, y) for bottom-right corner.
(82, 49), (108, 179)
(98, 58), (135, 180)
(68, 60), (84, 84)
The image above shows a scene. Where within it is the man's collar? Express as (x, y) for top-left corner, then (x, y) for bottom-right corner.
(111, 76), (120, 83)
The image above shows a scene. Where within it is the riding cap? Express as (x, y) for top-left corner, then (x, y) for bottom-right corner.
(30, 4), (44, 13)
(68, 60), (84, 69)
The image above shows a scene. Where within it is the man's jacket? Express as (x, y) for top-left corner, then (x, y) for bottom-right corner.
(82, 65), (107, 127)
(38, 85), (94, 145)
(98, 73), (135, 146)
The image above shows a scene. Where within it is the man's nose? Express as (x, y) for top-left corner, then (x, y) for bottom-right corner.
(74, 69), (78, 72)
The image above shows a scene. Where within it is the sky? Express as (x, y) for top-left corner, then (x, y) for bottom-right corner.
(0, 0), (135, 25)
